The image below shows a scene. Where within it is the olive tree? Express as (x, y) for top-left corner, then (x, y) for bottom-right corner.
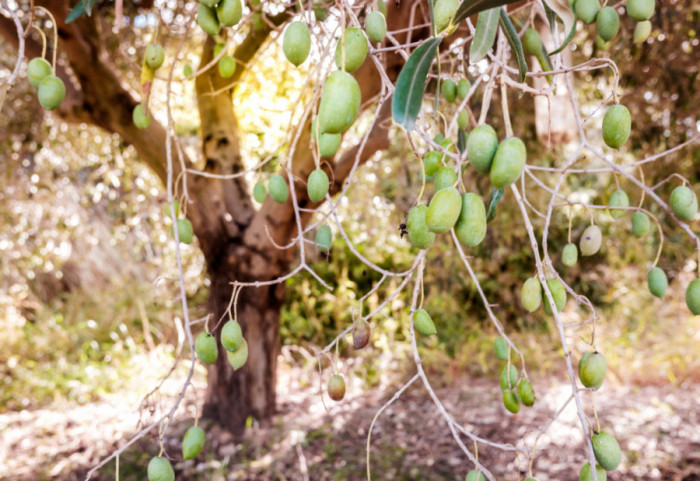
(0, 0), (697, 479)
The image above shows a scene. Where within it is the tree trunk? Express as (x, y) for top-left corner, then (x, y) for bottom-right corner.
(202, 258), (284, 434)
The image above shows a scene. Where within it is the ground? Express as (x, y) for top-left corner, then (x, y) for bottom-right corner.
(2, 344), (699, 481)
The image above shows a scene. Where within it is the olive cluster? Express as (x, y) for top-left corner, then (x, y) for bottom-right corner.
(26, 57), (65, 110)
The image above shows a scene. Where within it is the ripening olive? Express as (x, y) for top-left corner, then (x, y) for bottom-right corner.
(328, 373), (346, 401)
(521, 277), (542, 312)
(580, 225), (602, 256)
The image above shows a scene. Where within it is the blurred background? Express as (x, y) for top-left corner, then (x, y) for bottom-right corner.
(0, 0), (699, 479)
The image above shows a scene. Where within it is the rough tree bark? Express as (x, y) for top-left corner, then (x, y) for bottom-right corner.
(0, 0), (416, 434)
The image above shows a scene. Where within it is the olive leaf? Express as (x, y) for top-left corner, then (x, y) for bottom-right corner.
(486, 187), (504, 222)
(542, 0), (575, 34)
(453, 0), (523, 24)
(66, 0), (101, 23)
(498, 8), (527, 83)
(469, 8), (500, 64)
(549, 16), (578, 55)
(392, 37), (443, 131)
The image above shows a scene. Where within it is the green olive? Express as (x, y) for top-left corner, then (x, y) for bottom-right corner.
(407, 205), (436, 249)
(413, 309), (437, 335)
(307, 168), (330, 203)
(575, 0), (601, 24)
(441, 78), (457, 103)
(626, 0), (655, 21)
(542, 278), (566, 314)
(27, 57), (53, 89)
(318, 71), (362, 134)
(268, 174), (289, 203)
(283, 21), (312, 67)
(133, 104), (151, 129)
(145, 43), (165, 70)
(316, 224), (333, 252)
(217, 0), (242, 26)
(455, 193), (487, 247)
(425, 187), (462, 234)
(591, 431), (622, 471)
(602, 104), (631, 149)
(37, 75), (66, 110)
(365, 11), (387, 42)
(334, 27), (368, 73)
(182, 425), (206, 459)
(147, 457), (174, 481)
(467, 124), (498, 174)
(195, 332), (218, 364)
(521, 277), (542, 312)
(596, 7), (620, 41)
(647, 267), (668, 299)
(490, 137), (526, 188)
(669, 185), (697, 221)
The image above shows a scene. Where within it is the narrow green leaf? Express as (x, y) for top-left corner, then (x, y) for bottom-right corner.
(498, 8), (527, 83)
(392, 37), (443, 131)
(542, 0), (575, 34)
(84, 0), (100, 15)
(457, 129), (468, 154)
(66, 0), (101, 22)
(453, 0), (521, 25)
(469, 8), (500, 64)
(542, 1), (557, 33)
(486, 188), (504, 222)
(66, 1), (86, 23)
(548, 16), (578, 55)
